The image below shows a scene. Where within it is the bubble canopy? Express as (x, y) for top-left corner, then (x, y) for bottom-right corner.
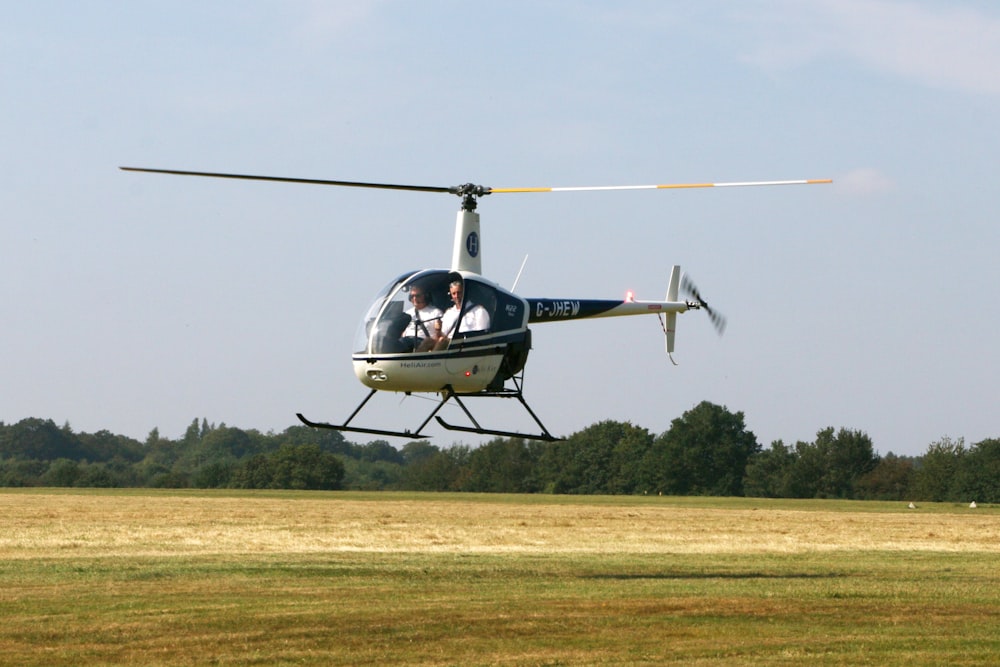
(353, 269), (528, 356)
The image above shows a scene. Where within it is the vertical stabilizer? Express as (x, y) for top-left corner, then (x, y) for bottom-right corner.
(665, 265), (681, 364)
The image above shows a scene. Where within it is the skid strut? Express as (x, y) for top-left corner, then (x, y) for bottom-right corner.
(297, 384), (559, 442)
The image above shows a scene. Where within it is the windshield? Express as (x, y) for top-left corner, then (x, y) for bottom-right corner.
(354, 270), (524, 355)
(352, 271), (418, 354)
(358, 270), (456, 354)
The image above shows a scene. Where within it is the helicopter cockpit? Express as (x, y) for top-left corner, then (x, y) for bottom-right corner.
(354, 269), (527, 356)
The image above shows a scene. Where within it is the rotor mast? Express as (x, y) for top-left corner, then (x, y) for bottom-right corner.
(449, 184), (490, 274)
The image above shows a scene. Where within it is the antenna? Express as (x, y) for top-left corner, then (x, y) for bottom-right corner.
(511, 255), (529, 292)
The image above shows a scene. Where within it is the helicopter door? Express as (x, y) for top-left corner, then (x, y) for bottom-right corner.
(440, 276), (494, 344)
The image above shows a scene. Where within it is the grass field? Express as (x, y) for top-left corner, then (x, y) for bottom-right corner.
(1, 490), (998, 665)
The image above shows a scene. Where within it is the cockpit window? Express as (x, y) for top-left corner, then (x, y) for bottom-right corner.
(355, 270), (526, 355)
(352, 271), (418, 354)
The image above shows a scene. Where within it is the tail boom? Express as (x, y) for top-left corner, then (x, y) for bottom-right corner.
(525, 297), (688, 324)
(525, 265), (689, 363)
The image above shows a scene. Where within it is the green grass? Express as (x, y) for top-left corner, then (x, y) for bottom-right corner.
(1, 490), (998, 665)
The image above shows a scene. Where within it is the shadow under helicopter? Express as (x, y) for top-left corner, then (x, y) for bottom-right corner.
(581, 571), (848, 581)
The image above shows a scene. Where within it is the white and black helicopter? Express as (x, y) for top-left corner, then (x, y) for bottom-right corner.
(121, 167), (830, 441)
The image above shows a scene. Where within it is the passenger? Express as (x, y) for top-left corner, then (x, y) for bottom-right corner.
(434, 281), (490, 350)
(401, 286), (443, 352)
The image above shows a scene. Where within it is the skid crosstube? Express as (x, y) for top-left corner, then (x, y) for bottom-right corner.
(434, 389), (558, 442)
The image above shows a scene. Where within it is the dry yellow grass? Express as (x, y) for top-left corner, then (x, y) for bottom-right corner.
(1, 490), (996, 558)
(2, 490), (999, 665)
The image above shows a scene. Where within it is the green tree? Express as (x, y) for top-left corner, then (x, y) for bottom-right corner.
(231, 453), (274, 490)
(0, 418), (85, 461)
(780, 428), (878, 499)
(200, 426), (255, 460)
(401, 441), (438, 465)
(910, 437), (965, 502)
(192, 460), (235, 488)
(77, 430), (144, 462)
(401, 444), (467, 491)
(340, 458), (403, 490)
(464, 437), (540, 493)
(743, 440), (796, 498)
(143, 432), (185, 470)
(182, 418), (203, 446)
(540, 421), (650, 495)
(645, 402), (759, 496)
(280, 425), (352, 455)
(0, 458), (47, 486)
(812, 427), (878, 498)
(173, 426), (253, 478)
(953, 438), (1000, 503)
(856, 453), (914, 500)
(75, 462), (116, 488)
(149, 470), (191, 488)
(231, 444), (345, 490)
(782, 440), (823, 498)
(607, 424), (655, 495)
(356, 440), (404, 465)
(43, 458), (82, 487)
(270, 444), (345, 490)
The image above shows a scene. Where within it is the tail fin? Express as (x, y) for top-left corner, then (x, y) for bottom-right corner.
(665, 265), (681, 365)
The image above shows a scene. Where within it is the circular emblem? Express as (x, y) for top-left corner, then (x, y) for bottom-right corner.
(465, 231), (479, 258)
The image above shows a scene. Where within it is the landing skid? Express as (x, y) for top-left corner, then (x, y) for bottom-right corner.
(297, 388), (442, 440)
(297, 381), (560, 442)
(295, 412), (434, 441)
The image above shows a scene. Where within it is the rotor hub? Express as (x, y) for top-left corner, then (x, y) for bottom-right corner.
(451, 183), (491, 211)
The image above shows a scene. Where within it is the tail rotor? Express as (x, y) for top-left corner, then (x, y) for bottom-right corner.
(681, 275), (727, 336)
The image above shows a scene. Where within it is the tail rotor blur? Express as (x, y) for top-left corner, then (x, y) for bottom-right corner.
(681, 275), (727, 336)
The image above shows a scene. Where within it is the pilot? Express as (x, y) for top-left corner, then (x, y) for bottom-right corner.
(434, 280), (490, 350)
(401, 286), (443, 352)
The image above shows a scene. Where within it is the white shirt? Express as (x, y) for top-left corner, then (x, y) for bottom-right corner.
(440, 302), (490, 336)
(403, 304), (443, 339)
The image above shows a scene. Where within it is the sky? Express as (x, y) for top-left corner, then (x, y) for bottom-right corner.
(3, 1), (998, 456)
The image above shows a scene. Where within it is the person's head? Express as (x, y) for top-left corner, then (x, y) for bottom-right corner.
(448, 281), (463, 306)
(409, 287), (428, 307)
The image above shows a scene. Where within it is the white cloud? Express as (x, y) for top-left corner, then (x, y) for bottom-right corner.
(288, 0), (386, 52)
(742, 0), (1000, 96)
(837, 167), (894, 195)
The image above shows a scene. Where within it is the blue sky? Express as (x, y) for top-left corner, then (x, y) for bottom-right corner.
(3, 1), (997, 455)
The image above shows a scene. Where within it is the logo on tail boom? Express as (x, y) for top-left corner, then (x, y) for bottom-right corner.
(534, 300), (581, 319)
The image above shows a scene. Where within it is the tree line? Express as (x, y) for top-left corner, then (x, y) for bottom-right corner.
(1, 401), (997, 502)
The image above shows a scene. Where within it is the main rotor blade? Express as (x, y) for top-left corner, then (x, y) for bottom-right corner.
(489, 178), (831, 194)
(121, 167), (831, 199)
(119, 167), (455, 194)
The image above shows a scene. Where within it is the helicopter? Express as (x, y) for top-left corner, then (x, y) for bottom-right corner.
(121, 167), (830, 442)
